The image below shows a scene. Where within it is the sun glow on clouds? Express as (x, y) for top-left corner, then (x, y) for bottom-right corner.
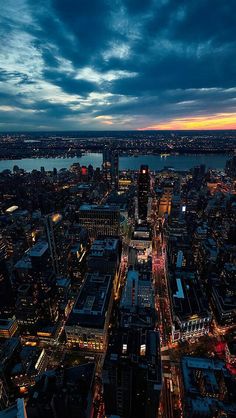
(139, 113), (236, 130)
(0, 105), (36, 113)
(95, 115), (113, 125)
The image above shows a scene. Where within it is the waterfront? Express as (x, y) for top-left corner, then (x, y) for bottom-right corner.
(0, 152), (231, 172)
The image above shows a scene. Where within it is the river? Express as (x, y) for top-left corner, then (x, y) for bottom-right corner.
(0, 153), (231, 172)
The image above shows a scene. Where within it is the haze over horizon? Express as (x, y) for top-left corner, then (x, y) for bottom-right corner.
(1, 0), (236, 131)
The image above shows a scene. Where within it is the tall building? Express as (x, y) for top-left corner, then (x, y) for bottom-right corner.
(26, 363), (95, 418)
(0, 379), (9, 411)
(78, 204), (120, 239)
(225, 155), (236, 178)
(120, 269), (154, 311)
(120, 267), (155, 329)
(0, 318), (18, 339)
(0, 399), (28, 418)
(44, 213), (67, 275)
(65, 271), (114, 351)
(138, 165), (150, 221)
(87, 237), (121, 294)
(14, 241), (58, 332)
(103, 329), (162, 418)
(103, 149), (119, 189)
(169, 269), (211, 342)
(0, 236), (13, 314)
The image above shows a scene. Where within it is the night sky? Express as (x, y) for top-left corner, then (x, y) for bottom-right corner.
(0, 0), (236, 131)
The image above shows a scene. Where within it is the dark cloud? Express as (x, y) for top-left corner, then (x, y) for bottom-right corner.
(43, 69), (96, 95)
(0, 0), (235, 129)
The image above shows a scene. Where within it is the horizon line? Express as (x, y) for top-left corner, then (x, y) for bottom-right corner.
(1, 128), (236, 133)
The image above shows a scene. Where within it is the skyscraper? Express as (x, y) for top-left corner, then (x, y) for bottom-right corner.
(0, 236), (13, 314)
(103, 148), (119, 189)
(138, 165), (150, 221)
(78, 204), (120, 239)
(45, 213), (66, 275)
(103, 329), (162, 418)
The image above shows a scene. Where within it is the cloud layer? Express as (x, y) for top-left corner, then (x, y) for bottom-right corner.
(0, 0), (236, 130)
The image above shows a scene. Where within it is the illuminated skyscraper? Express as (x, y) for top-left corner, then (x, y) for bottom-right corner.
(138, 165), (150, 221)
(78, 204), (120, 239)
(103, 148), (119, 189)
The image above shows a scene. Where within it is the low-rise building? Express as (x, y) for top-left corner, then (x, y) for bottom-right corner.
(181, 356), (236, 417)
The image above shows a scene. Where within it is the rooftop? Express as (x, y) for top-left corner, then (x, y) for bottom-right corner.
(170, 270), (209, 321)
(105, 329), (162, 384)
(181, 356), (236, 415)
(56, 277), (70, 288)
(79, 204), (119, 212)
(0, 318), (15, 329)
(5, 205), (18, 214)
(67, 272), (113, 329)
(89, 237), (119, 257)
(29, 241), (48, 258)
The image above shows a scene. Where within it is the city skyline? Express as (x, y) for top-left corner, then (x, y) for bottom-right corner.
(0, 1), (236, 131)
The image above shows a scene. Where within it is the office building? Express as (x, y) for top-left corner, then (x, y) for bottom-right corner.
(210, 263), (236, 326)
(26, 363), (95, 418)
(225, 339), (236, 366)
(0, 319), (18, 339)
(120, 268), (155, 329)
(68, 243), (87, 285)
(45, 213), (67, 275)
(138, 165), (150, 221)
(78, 204), (120, 239)
(0, 338), (22, 380)
(10, 346), (48, 389)
(169, 270), (211, 342)
(121, 269), (154, 311)
(103, 148), (119, 189)
(225, 155), (236, 178)
(87, 237), (121, 293)
(103, 329), (162, 418)
(56, 277), (71, 319)
(0, 379), (9, 411)
(65, 271), (114, 351)
(0, 236), (13, 314)
(14, 241), (58, 332)
(130, 225), (152, 263)
(15, 284), (39, 331)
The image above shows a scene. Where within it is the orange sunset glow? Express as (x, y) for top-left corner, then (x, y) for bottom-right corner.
(139, 112), (236, 130)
